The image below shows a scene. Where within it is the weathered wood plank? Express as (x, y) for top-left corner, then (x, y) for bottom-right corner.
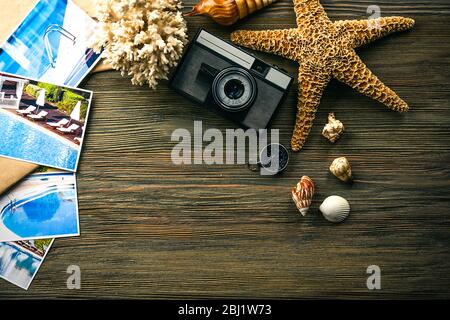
(1, 0), (450, 298)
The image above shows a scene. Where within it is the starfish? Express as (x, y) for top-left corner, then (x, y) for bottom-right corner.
(230, 0), (414, 151)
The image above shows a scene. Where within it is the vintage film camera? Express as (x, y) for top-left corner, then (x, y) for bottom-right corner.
(170, 29), (293, 130)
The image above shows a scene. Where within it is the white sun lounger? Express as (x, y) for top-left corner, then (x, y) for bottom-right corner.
(47, 118), (70, 128)
(16, 106), (36, 115)
(57, 123), (80, 134)
(27, 110), (48, 120)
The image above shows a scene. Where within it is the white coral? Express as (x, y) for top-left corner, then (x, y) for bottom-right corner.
(92, 0), (188, 88)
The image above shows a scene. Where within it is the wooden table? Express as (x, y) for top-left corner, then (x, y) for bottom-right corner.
(2, 0), (450, 299)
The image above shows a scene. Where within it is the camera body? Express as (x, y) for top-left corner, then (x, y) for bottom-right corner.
(170, 29), (293, 130)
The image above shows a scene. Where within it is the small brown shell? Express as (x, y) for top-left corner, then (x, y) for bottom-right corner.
(330, 157), (353, 182)
(186, 0), (277, 26)
(322, 113), (345, 143)
(291, 176), (315, 216)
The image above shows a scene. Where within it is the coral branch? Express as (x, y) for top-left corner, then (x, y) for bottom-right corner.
(92, 0), (188, 88)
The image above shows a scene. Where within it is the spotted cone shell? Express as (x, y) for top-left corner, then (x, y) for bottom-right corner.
(329, 156), (353, 182)
(292, 176), (315, 216)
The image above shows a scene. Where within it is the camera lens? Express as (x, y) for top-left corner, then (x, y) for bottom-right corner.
(212, 67), (257, 112)
(224, 79), (245, 100)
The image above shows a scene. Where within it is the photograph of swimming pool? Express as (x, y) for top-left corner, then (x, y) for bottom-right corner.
(0, 239), (53, 290)
(0, 170), (79, 242)
(0, 72), (93, 171)
(0, 0), (101, 87)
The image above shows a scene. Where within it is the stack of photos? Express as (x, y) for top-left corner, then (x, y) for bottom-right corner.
(0, 0), (100, 290)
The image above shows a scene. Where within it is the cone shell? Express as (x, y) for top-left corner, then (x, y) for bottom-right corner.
(329, 157), (353, 182)
(187, 0), (277, 26)
(291, 176), (315, 216)
(319, 195), (350, 223)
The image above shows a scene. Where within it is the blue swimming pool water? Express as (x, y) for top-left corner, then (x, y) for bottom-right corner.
(0, 242), (40, 289)
(0, 111), (78, 171)
(2, 188), (78, 238)
(0, 0), (102, 86)
(0, 0), (66, 80)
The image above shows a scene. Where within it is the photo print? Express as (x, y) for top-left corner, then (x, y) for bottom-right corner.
(0, 168), (79, 242)
(0, 238), (53, 290)
(0, 0), (101, 87)
(0, 71), (93, 171)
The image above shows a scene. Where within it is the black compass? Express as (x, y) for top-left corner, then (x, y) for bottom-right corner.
(248, 143), (290, 175)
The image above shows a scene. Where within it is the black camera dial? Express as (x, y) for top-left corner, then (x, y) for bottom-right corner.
(212, 67), (257, 112)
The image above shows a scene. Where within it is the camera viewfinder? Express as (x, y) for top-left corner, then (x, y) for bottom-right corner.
(251, 60), (270, 76)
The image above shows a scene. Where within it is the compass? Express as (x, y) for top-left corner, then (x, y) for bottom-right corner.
(248, 143), (289, 175)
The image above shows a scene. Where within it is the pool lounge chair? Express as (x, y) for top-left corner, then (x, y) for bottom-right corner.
(16, 106), (36, 115)
(46, 118), (70, 128)
(27, 110), (48, 121)
(57, 123), (80, 134)
(73, 126), (85, 144)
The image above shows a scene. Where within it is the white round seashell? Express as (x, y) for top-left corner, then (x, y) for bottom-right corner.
(319, 195), (350, 223)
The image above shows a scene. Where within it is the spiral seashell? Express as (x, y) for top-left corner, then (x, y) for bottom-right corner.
(186, 0), (277, 26)
(291, 176), (315, 216)
(319, 195), (350, 223)
(322, 113), (344, 143)
(329, 156), (353, 182)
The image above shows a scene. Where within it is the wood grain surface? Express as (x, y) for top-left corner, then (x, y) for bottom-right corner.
(1, 0), (450, 299)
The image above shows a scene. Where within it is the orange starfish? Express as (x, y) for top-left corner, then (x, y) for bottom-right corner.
(231, 0), (414, 151)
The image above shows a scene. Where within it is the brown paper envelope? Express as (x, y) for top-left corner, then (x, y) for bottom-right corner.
(0, 0), (106, 195)
(0, 158), (37, 194)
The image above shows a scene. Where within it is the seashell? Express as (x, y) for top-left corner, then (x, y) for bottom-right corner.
(319, 195), (350, 223)
(186, 0), (277, 26)
(291, 176), (315, 216)
(322, 113), (344, 143)
(329, 156), (353, 182)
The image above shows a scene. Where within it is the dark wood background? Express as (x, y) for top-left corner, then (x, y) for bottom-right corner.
(2, 0), (450, 299)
